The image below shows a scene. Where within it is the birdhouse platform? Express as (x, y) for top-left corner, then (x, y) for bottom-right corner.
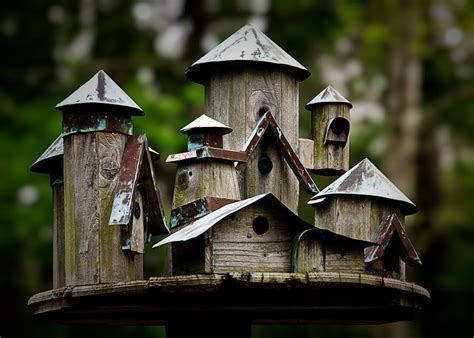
(28, 272), (429, 325)
(29, 24), (429, 335)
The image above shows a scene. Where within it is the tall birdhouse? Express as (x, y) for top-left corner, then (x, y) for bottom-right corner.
(56, 70), (167, 286)
(31, 135), (65, 288)
(304, 85), (352, 175)
(167, 114), (246, 230)
(185, 24), (310, 212)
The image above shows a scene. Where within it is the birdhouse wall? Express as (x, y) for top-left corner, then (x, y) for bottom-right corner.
(324, 246), (365, 274)
(313, 196), (405, 243)
(311, 104), (350, 175)
(52, 179), (65, 289)
(205, 66), (299, 212)
(293, 232), (325, 273)
(172, 161), (240, 209)
(207, 201), (302, 273)
(63, 132), (142, 285)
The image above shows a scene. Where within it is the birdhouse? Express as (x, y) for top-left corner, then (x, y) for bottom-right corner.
(167, 114), (247, 230)
(365, 214), (422, 279)
(56, 70), (167, 286)
(31, 135), (65, 288)
(186, 24), (310, 212)
(308, 158), (418, 279)
(155, 193), (311, 274)
(304, 85), (352, 175)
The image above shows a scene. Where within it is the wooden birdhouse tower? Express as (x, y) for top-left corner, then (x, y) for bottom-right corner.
(304, 85), (352, 175)
(31, 135), (65, 288)
(56, 70), (167, 286)
(185, 24), (310, 212)
(167, 114), (246, 230)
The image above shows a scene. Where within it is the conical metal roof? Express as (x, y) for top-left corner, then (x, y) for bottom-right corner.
(305, 85), (352, 110)
(186, 24), (310, 84)
(180, 114), (232, 135)
(30, 135), (63, 173)
(308, 158), (417, 215)
(56, 70), (143, 115)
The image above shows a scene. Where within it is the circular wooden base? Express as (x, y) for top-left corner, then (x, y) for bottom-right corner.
(28, 272), (429, 325)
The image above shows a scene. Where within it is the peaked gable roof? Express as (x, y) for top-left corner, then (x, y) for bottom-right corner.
(153, 193), (373, 248)
(180, 114), (232, 134)
(56, 70), (143, 116)
(31, 135), (63, 173)
(186, 24), (310, 84)
(308, 158), (417, 215)
(109, 134), (168, 235)
(235, 112), (319, 195)
(365, 214), (422, 266)
(305, 85), (352, 110)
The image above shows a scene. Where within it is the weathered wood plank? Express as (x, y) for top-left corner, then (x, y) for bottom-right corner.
(325, 248), (365, 274)
(293, 231), (324, 273)
(52, 182), (65, 288)
(299, 138), (314, 170)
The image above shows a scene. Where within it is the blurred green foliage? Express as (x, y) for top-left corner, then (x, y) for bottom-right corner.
(1, 0), (473, 337)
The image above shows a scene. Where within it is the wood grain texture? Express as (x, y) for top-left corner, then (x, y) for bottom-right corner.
(172, 161), (240, 209)
(293, 232), (324, 273)
(311, 104), (350, 175)
(298, 138), (314, 170)
(205, 67), (299, 212)
(130, 190), (145, 254)
(210, 201), (303, 273)
(325, 247), (365, 274)
(52, 182), (65, 288)
(63, 132), (141, 286)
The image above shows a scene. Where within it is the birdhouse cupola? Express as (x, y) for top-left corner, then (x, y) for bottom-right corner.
(180, 114), (232, 151)
(305, 85), (352, 175)
(185, 24), (310, 212)
(168, 115), (246, 230)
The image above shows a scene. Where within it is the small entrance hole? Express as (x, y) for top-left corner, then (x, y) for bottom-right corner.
(252, 216), (269, 235)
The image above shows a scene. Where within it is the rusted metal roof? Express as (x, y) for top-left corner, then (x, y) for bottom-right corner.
(167, 147), (247, 163)
(308, 158), (417, 215)
(305, 85), (353, 110)
(153, 193), (374, 248)
(235, 112), (319, 195)
(56, 70), (144, 116)
(180, 114), (232, 134)
(365, 214), (422, 266)
(186, 24), (310, 84)
(108, 134), (168, 235)
(30, 135), (63, 173)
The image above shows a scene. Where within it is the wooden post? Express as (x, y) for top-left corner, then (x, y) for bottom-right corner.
(57, 70), (145, 285)
(305, 85), (352, 175)
(185, 24), (310, 213)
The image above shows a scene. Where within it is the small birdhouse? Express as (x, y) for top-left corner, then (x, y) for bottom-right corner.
(155, 193), (312, 275)
(186, 24), (311, 212)
(308, 158), (418, 280)
(57, 70), (167, 286)
(365, 214), (422, 279)
(167, 115), (246, 230)
(304, 85), (352, 175)
(31, 135), (65, 288)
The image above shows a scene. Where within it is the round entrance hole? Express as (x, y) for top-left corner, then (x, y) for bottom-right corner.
(252, 216), (269, 235)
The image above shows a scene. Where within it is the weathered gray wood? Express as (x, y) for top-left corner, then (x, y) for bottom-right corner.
(130, 190), (145, 254)
(63, 132), (141, 286)
(311, 103), (350, 175)
(325, 247), (365, 274)
(293, 232), (324, 273)
(172, 161), (240, 209)
(299, 138), (314, 170)
(210, 201), (301, 273)
(205, 67), (300, 212)
(52, 181), (65, 289)
(28, 272), (430, 325)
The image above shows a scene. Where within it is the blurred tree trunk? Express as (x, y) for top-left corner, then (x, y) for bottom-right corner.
(376, 1), (422, 337)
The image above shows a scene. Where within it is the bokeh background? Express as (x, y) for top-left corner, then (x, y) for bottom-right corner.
(1, 0), (473, 337)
